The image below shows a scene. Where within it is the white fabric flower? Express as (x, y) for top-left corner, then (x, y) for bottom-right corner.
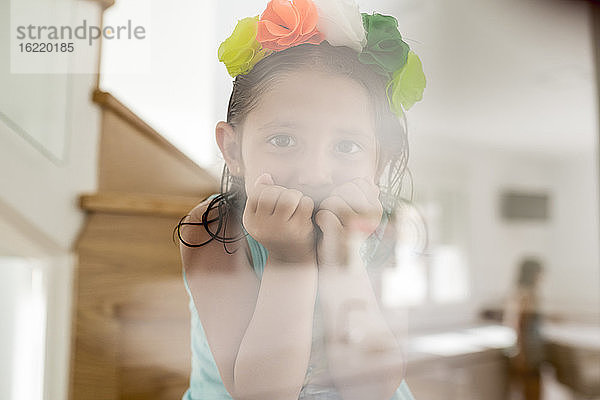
(312, 0), (366, 52)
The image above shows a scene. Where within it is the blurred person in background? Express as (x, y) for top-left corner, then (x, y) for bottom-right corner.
(504, 257), (545, 400)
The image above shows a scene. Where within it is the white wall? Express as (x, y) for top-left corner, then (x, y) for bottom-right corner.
(100, 0), (220, 171)
(0, 75), (101, 252)
(407, 134), (599, 329)
(548, 149), (600, 319)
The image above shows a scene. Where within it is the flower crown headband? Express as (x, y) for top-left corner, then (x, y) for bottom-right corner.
(218, 0), (426, 117)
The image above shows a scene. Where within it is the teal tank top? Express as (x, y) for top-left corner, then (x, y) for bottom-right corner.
(181, 195), (416, 400)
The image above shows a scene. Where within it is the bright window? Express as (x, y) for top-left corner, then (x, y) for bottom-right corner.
(381, 182), (470, 308)
(0, 257), (47, 400)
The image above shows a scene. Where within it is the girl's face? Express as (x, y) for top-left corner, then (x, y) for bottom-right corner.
(239, 70), (379, 207)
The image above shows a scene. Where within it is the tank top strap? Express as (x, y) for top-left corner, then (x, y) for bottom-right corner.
(242, 226), (268, 279)
(396, 380), (417, 400)
(182, 265), (193, 298)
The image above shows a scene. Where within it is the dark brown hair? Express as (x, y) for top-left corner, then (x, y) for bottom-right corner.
(175, 42), (411, 252)
(516, 257), (544, 288)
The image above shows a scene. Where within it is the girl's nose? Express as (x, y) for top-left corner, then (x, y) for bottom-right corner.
(296, 149), (334, 187)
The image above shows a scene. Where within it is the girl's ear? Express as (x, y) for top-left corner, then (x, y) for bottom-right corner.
(215, 121), (243, 176)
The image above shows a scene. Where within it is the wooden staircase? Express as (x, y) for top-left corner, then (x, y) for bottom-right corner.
(69, 89), (219, 400)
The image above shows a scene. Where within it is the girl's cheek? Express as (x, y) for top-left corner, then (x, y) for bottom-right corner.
(255, 160), (295, 187)
(337, 159), (377, 182)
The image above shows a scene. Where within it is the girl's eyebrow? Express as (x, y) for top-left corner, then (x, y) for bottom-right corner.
(258, 119), (373, 140)
(336, 128), (372, 140)
(258, 120), (303, 131)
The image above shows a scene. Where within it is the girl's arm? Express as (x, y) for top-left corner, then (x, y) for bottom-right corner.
(317, 249), (404, 400)
(183, 175), (318, 400)
(314, 179), (404, 399)
(233, 258), (318, 400)
(184, 238), (318, 400)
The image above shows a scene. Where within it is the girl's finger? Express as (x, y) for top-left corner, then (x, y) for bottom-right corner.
(318, 195), (354, 227)
(247, 173), (275, 213)
(314, 208), (344, 237)
(350, 177), (381, 207)
(290, 195), (315, 222)
(330, 182), (371, 216)
(273, 189), (304, 220)
(256, 186), (283, 216)
(256, 172), (274, 187)
(346, 178), (384, 224)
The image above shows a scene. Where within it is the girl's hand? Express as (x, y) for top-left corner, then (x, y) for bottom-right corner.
(314, 178), (383, 268)
(243, 173), (316, 265)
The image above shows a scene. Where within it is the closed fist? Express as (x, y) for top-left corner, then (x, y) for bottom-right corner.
(314, 178), (383, 268)
(243, 173), (317, 264)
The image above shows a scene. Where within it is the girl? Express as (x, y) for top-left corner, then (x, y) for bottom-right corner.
(504, 258), (545, 400)
(176, 1), (425, 399)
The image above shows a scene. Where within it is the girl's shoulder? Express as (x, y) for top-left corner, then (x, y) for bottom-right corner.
(180, 195), (248, 275)
(188, 193), (221, 220)
(180, 196), (218, 248)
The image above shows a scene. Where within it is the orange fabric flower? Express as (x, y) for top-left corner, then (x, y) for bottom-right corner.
(257, 0), (324, 51)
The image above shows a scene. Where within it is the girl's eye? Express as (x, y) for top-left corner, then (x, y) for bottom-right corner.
(335, 140), (362, 154)
(268, 135), (296, 148)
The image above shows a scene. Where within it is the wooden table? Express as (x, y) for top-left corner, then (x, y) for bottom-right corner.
(542, 323), (600, 399)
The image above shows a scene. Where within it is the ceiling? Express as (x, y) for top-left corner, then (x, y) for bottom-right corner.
(362, 0), (598, 156)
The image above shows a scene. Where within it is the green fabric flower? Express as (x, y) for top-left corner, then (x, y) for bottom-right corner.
(387, 51), (426, 116)
(218, 16), (272, 78)
(358, 13), (410, 77)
